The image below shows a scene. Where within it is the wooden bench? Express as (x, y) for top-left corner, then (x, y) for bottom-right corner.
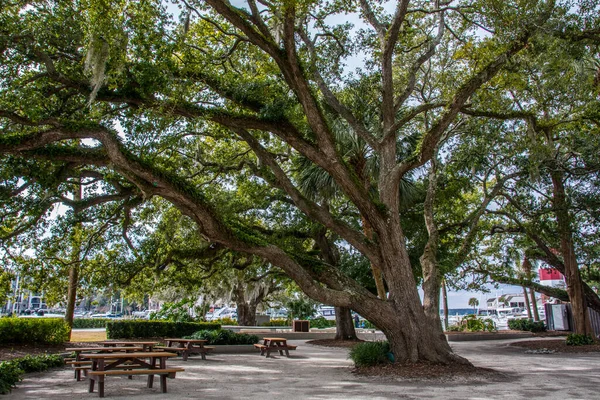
(87, 368), (184, 397)
(254, 343), (297, 356)
(155, 345), (213, 360)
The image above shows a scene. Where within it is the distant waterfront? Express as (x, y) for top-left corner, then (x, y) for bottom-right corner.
(442, 308), (477, 316)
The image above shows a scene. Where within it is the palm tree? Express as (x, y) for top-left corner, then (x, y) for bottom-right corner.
(468, 297), (479, 313)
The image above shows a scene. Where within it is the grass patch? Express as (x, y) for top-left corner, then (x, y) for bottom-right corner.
(70, 330), (106, 342)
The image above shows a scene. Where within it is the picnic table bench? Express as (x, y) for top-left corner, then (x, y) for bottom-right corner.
(156, 339), (214, 361)
(97, 341), (160, 352)
(82, 351), (182, 398)
(65, 346), (144, 381)
(254, 337), (297, 357)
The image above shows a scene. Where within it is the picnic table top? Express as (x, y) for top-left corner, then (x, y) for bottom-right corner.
(65, 346), (144, 352)
(80, 351), (178, 359)
(263, 337), (288, 342)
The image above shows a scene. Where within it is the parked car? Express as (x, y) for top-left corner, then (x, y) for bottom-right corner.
(205, 307), (237, 321)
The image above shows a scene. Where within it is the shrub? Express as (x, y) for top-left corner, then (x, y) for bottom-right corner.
(210, 317), (238, 326)
(0, 362), (23, 394)
(0, 318), (69, 345)
(348, 341), (391, 367)
(261, 318), (289, 326)
(455, 315), (497, 332)
(309, 317), (336, 329)
(566, 333), (595, 346)
(185, 329), (259, 345)
(508, 319), (546, 333)
(106, 320), (220, 339)
(72, 318), (110, 329)
(0, 354), (65, 394)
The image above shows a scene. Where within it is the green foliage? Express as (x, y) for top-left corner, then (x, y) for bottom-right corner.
(348, 341), (391, 367)
(185, 329), (259, 345)
(507, 318), (546, 333)
(72, 318), (110, 329)
(285, 296), (317, 320)
(566, 333), (595, 346)
(0, 362), (23, 394)
(260, 318), (289, 326)
(210, 317), (238, 326)
(309, 317), (336, 329)
(0, 354), (65, 394)
(148, 299), (197, 322)
(106, 320), (220, 339)
(451, 315), (497, 332)
(0, 318), (69, 345)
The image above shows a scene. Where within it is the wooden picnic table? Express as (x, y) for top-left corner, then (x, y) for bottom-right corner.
(81, 351), (183, 398)
(97, 341), (159, 352)
(65, 346), (144, 381)
(254, 337), (297, 357)
(157, 338), (213, 361)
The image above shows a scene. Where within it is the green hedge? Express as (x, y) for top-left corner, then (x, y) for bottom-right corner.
(0, 318), (69, 345)
(508, 318), (546, 333)
(185, 329), (259, 345)
(106, 320), (221, 339)
(72, 318), (110, 329)
(0, 354), (65, 394)
(309, 317), (336, 329)
(261, 318), (289, 326)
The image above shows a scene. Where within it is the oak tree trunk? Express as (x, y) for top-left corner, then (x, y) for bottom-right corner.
(236, 301), (257, 326)
(551, 170), (592, 335)
(334, 307), (358, 340)
(65, 182), (82, 340)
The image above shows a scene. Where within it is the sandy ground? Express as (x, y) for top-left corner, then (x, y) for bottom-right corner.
(5, 337), (600, 400)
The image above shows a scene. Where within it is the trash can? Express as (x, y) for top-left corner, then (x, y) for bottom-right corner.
(292, 320), (310, 332)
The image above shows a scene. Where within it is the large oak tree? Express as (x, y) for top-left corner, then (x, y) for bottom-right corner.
(1, 0), (588, 364)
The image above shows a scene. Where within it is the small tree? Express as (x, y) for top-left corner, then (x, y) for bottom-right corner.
(468, 298), (479, 313)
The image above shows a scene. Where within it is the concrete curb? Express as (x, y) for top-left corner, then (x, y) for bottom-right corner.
(446, 332), (534, 341)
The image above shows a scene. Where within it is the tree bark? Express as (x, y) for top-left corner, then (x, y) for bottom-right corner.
(523, 285), (532, 319)
(236, 301), (257, 326)
(530, 288), (540, 321)
(551, 169), (592, 335)
(65, 180), (82, 339)
(334, 307), (358, 340)
(420, 157), (443, 332)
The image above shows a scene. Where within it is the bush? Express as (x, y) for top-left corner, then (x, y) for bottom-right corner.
(309, 317), (336, 329)
(210, 317), (238, 326)
(185, 329), (259, 345)
(0, 318), (69, 345)
(261, 318), (289, 326)
(72, 318), (110, 329)
(453, 315), (496, 332)
(106, 320), (220, 339)
(508, 318), (546, 333)
(0, 354), (65, 394)
(348, 341), (391, 367)
(566, 333), (595, 346)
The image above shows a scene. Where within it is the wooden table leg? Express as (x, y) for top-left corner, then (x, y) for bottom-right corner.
(160, 375), (168, 393)
(148, 357), (156, 388)
(88, 376), (95, 393)
(88, 359), (97, 393)
(97, 360), (105, 398)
